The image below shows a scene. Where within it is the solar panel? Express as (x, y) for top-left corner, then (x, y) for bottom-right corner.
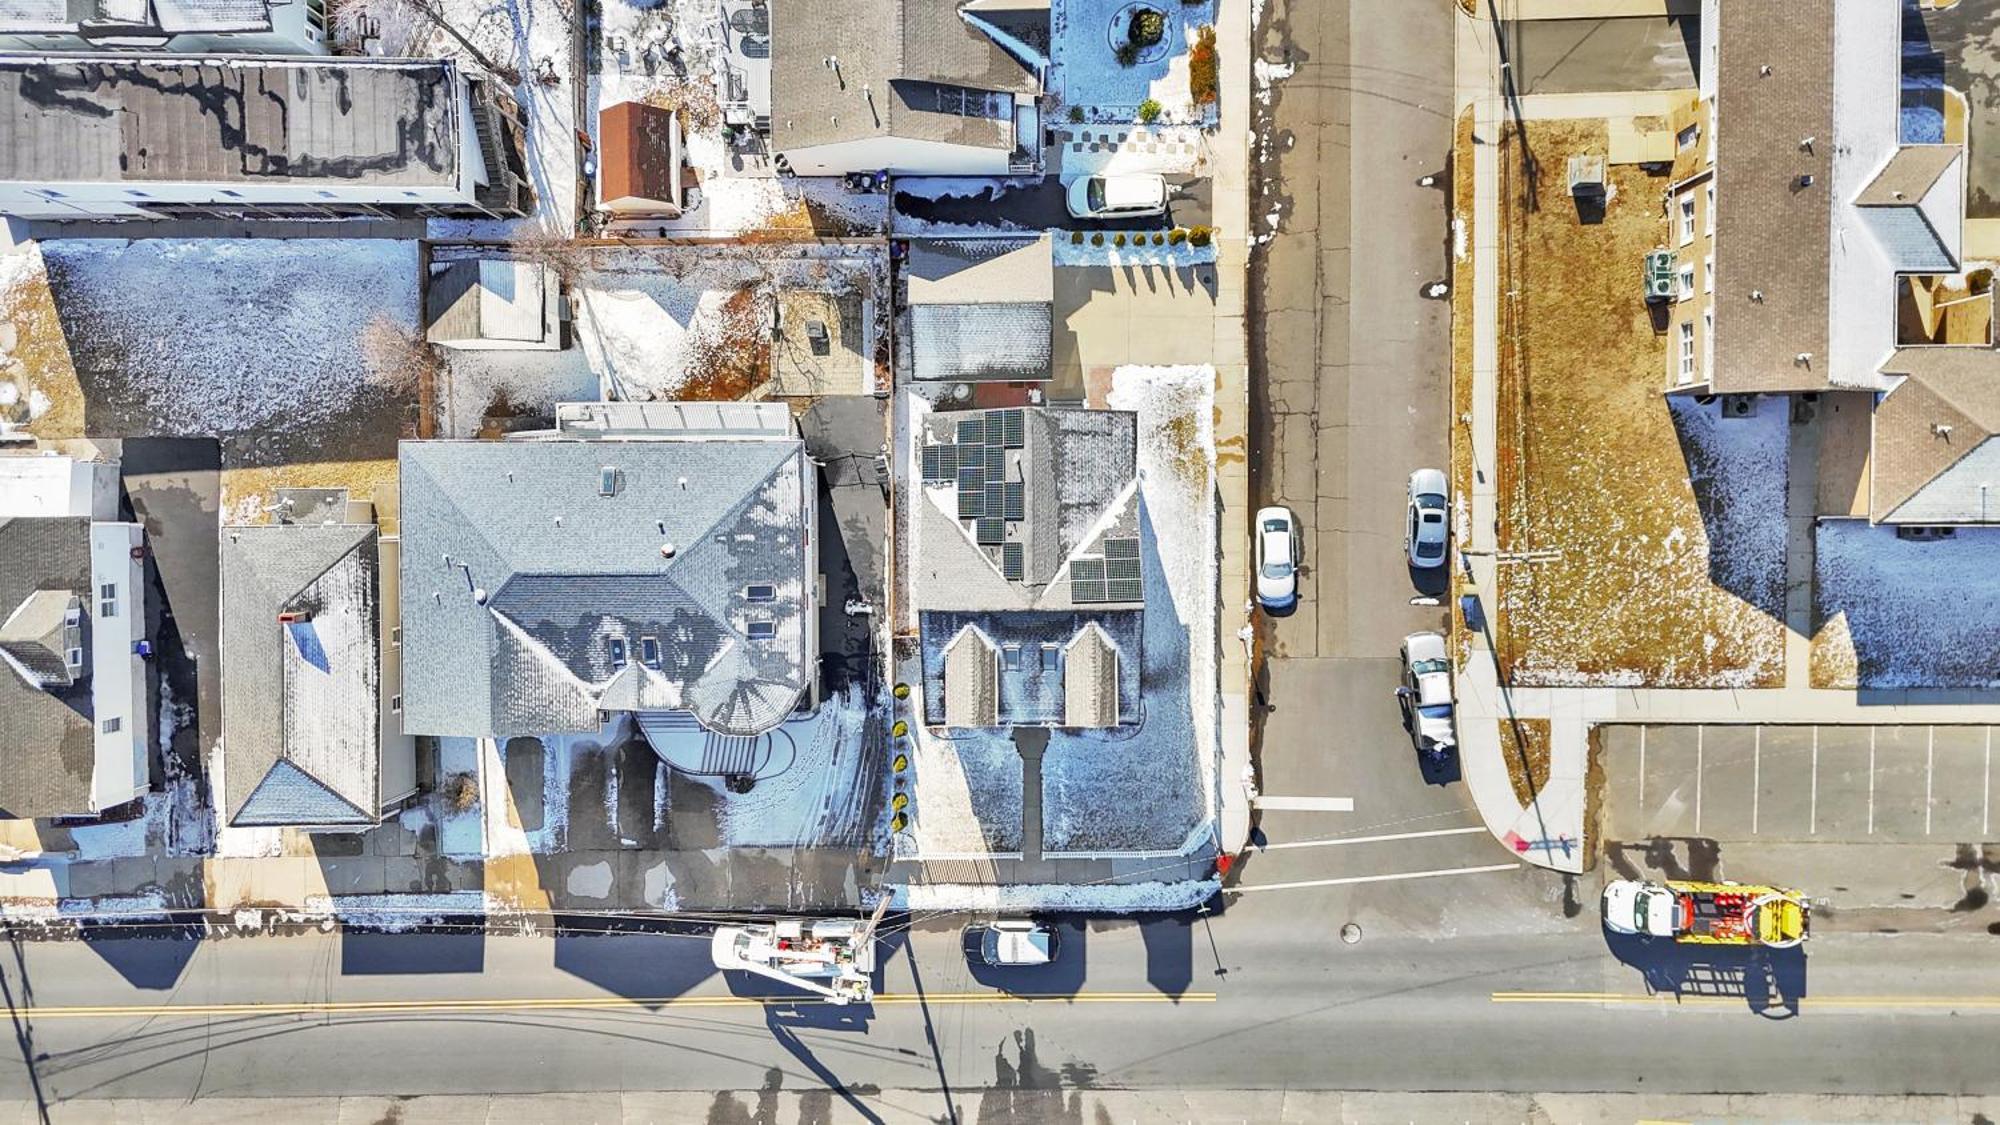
(999, 409), (1025, 449)
(1072, 580), (1108, 604)
(1106, 578), (1144, 602)
(985, 481), (1006, 519)
(985, 443), (1005, 477)
(1001, 543), (1023, 580)
(1103, 537), (1140, 559)
(1003, 481), (1025, 520)
(921, 446), (944, 481)
(1070, 559), (1105, 583)
(977, 518), (1005, 545)
(958, 416), (985, 444)
(957, 466), (984, 492)
(959, 491), (984, 519)
(1105, 557), (1141, 581)
(937, 444), (959, 474)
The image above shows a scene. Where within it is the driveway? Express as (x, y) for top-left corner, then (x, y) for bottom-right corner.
(115, 438), (220, 778)
(893, 174), (1213, 233)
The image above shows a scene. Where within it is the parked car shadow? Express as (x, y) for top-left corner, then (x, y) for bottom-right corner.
(1414, 746), (1463, 787)
(78, 921), (203, 991)
(1408, 562), (1450, 599)
(960, 918), (1087, 996)
(1604, 929), (1807, 1018)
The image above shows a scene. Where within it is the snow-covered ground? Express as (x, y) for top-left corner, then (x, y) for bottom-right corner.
(1052, 0), (1220, 124)
(904, 729), (1025, 857)
(305, 891), (499, 931)
(1053, 232), (1219, 267)
(40, 240), (418, 439)
(895, 877), (1218, 912)
(443, 244), (883, 422)
(1815, 522), (2000, 689)
(438, 737), (487, 857)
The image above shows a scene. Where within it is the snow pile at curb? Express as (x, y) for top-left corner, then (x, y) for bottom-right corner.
(892, 877), (1219, 913)
(304, 892), (499, 932)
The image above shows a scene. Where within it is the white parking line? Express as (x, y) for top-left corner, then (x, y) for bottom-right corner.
(1810, 726), (1819, 836)
(1987, 729), (1993, 838)
(1869, 727), (1877, 836)
(1253, 796), (1356, 812)
(1752, 726), (1761, 836)
(1255, 826), (1487, 851)
(1233, 864), (1520, 894)
(1927, 727), (1935, 837)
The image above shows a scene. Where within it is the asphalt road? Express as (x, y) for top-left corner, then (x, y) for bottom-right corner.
(7, 910), (2000, 1103)
(892, 175), (1214, 232)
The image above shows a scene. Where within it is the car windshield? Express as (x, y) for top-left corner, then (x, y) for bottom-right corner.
(1417, 539), (1444, 559)
(1418, 704), (1454, 721)
(1263, 518), (1288, 533)
(1261, 560), (1290, 579)
(1411, 658), (1449, 675)
(1087, 179), (1107, 210)
(1632, 893), (1650, 928)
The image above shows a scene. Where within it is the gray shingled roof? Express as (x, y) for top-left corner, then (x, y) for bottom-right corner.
(399, 435), (812, 738)
(0, 57), (461, 189)
(921, 610), (1140, 728)
(0, 517), (97, 820)
(220, 523), (381, 828)
(910, 304), (1052, 382)
(771, 0), (1041, 154)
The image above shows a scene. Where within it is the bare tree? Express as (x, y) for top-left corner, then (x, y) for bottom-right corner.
(404, 0), (520, 84)
(359, 313), (441, 397)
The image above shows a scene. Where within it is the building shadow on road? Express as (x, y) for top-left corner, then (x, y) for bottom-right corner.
(339, 923), (484, 976)
(77, 921), (203, 990)
(550, 919), (717, 1007)
(1604, 930), (1808, 1018)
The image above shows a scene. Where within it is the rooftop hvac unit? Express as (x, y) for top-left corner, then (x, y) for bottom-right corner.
(1643, 249), (1677, 302)
(1567, 154), (1606, 199)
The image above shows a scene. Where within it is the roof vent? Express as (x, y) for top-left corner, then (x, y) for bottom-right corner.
(1799, 136), (1815, 153)
(473, 587), (489, 605)
(1794, 352), (1813, 367)
(1760, 64), (1772, 76)
(1934, 423), (1955, 438)
(660, 542), (678, 559)
(1797, 173), (1815, 189)
(599, 466), (622, 497)
(1750, 289), (1764, 302)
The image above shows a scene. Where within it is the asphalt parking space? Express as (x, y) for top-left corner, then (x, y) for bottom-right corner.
(1601, 725), (1998, 846)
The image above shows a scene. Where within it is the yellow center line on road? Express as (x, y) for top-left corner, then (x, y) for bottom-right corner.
(1493, 991), (2000, 1011)
(2, 991), (1217, 1020)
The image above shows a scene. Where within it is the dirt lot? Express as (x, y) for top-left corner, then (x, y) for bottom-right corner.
(1483, 118), (1788, 687)
(0, 248), (86, 438)
(1502, 716), (1551, 809)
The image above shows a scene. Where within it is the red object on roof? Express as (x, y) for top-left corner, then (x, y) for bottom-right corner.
(598, 101), (684, 216)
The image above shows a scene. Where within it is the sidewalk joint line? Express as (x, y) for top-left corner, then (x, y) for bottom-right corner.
(1233, 864), (1519, 894)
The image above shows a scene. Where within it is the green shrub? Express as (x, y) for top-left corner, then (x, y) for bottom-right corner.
(1068, 104), (1084, 123)
(1137, 98), (1162, 124)
(1128, 8), (1165, 46)
(1091, 232), (1105, 246)
(1188, 225), (1212, 246)
(1115, 41), (1139, 67)
(1189, 25), (1219, 105)
(1152, 232), (1166, 246)
(1113, 232), (1127, 247)
(1071, 230), (1085, 244)
(1167, 227), (1187, 245)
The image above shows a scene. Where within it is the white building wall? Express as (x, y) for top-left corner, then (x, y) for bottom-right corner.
(1699, 0), (1720, 101)
(1825, 0), (1902, 389)
(87, 522), (149, 811)
(777, 135), (1010, 177)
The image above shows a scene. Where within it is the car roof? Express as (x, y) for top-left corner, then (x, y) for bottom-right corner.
(1408, 468), (1447, 496)
(1403, 631), (1447, 661)
(1099, 175), (1165, 208)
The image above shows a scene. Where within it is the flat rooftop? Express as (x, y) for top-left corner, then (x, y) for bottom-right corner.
(0, 56), (462, 188)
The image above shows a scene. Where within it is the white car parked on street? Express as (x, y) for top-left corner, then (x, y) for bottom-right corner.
(967, 920), (1057, 966)
(1405, 468), (1449, 569)
(1397, 631), (1456, 759)
(1065, 173), (1169, 220)
(1255, 506), (1298, 610)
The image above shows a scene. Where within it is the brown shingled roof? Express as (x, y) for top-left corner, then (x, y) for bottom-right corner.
(1855, 145), (1959, 207)
(1709, 0), (1836, 394)
(1871, 348), (2000, 521)
(598, 100), (683, 214)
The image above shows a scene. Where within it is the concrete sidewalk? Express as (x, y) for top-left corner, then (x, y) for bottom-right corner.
(1215, 0), (1254, 856)
(1464, 0), (1701, 19)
